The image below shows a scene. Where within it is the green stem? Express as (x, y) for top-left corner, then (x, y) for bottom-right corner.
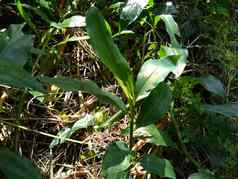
(129, 113), (134, 150)
(170, 108), (202, 169)
(129, 101), (136, 150)
(33, 28), (54, 74)
(16, 0), (38, 35)
(225, 69), (234, 103)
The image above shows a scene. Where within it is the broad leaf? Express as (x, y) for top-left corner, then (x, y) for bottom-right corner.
(0, 60), (44, 92)
(135, 57), (176, 100)
(188, 169), (215, 179)
(136, 83), (172, 127)
(0, 24), (33, 66)
(140, 155), (176, 179)
(159, 45), (188, 78)
(39, 76), (126, 111)
(86, 7), (134, 100)
(134, 124), (174, 147)
(160, 15), (181, 47)
(199, 75), (225, 97)
(102, 141), (131, 176)
(203, 101), (238, 118)
(120, 0), (148, 24)
(50, 114), (95, 148)
(0, 148), (43, 179)
(51, 15), (86, 29)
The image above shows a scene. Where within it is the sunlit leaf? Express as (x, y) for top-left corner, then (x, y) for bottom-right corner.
(86, 7), (134, 100)
(203, 101), (238, 118)
(0, 24), (33, 66)
(134, 124), (174, 147)
(136, 83), (172, 127)
(159, 45), (188, 78)
(29, 90), (44, 103)
(160, 15), (181, 47)
(102, 141), (131, 176)
(148, 0), (154, 7)
(112, 30), (135, 38)
(120, 0), (149, 24)
(0, 60), (44, 92)
(199, 75), (225, 97)
(154, 15), (161, 27)
(51, 15), (86, 29)
(140, 155), (176, 179)
(50, 114), (95, 148)
(135, 57), (177, 100)
(39, 76), (126, 111)
(0, 148), (43, 179)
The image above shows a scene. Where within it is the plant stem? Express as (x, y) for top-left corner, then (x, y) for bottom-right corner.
(129, 114), (134, 150)
(129, 101), (136, 150)
(170, 108), (202, 169)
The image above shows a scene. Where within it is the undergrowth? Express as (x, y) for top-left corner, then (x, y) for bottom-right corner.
(0, 0), (238, 179)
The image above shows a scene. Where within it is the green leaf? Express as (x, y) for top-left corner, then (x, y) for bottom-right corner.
(0, 148), (43, 179)
(135, 57), (176, 100)
(199, 75), (225, 97)
(112, 30), (135, 39)
(154, 15), (161, 27)
(203, 101), (238, 118)
(16, 0), (37, 33)
(107, 171), (132, 179)
(38, 0), (51, 10)
(159, 45), (188, 78)
(50, 114), (95, 148)
(86, 7), (134, 100)
(136, 83), (172, 127)
(51, 15), (86, 29)
(0, 24), (34, 66)
(39, 76), (126, 111)
(188, 169), (215, 179)
(148, 0), (154, 7)
(134, 124), (174, 147)
(102, 141), (131, 176)
(29, 90), (44, 103)
(0, 60), (44, 92)
(160, 15), (181, 47)
(140, 155), (176, 179)
(120, 0), (149, 24)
